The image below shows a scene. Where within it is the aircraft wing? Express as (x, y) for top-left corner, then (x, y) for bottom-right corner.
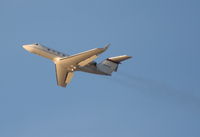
(55, 44), (109, 87)
(58, 44), (109, 67)
(55, 64), (74, 87)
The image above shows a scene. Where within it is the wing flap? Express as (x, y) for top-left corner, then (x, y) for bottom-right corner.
(65, 72), (74, 84)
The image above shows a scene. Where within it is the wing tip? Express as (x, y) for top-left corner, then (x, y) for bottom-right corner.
(58, 83), (67, 88)
(104, 43), (111, 50)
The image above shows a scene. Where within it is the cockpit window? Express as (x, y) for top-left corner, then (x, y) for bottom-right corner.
(35, 43), (45, 48)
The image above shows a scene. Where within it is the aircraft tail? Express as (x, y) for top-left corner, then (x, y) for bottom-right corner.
(97, 55), (132, 75)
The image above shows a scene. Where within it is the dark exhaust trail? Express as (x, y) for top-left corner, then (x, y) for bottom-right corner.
(105, 71), (200, 106)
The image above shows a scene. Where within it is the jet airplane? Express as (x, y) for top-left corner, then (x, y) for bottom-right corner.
(23, 43), (131, 87)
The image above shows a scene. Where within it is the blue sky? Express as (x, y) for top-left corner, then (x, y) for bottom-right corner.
(0, 0), (200, 137)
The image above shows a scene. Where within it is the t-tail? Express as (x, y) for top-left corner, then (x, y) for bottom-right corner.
(97, 55), (132, 75)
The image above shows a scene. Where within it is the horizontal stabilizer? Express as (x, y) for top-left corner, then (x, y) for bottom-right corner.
(108, 55), (132, 63)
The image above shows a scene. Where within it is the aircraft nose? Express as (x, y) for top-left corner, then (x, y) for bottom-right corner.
(22, 45), (30, 50)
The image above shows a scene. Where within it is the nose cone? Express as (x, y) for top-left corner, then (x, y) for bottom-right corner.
(22, 45), (31, 51)
(22, 45), (27, 50)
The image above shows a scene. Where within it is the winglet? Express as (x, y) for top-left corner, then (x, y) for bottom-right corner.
(101, 43), (110, 52)
(104, 43), (110, 50)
